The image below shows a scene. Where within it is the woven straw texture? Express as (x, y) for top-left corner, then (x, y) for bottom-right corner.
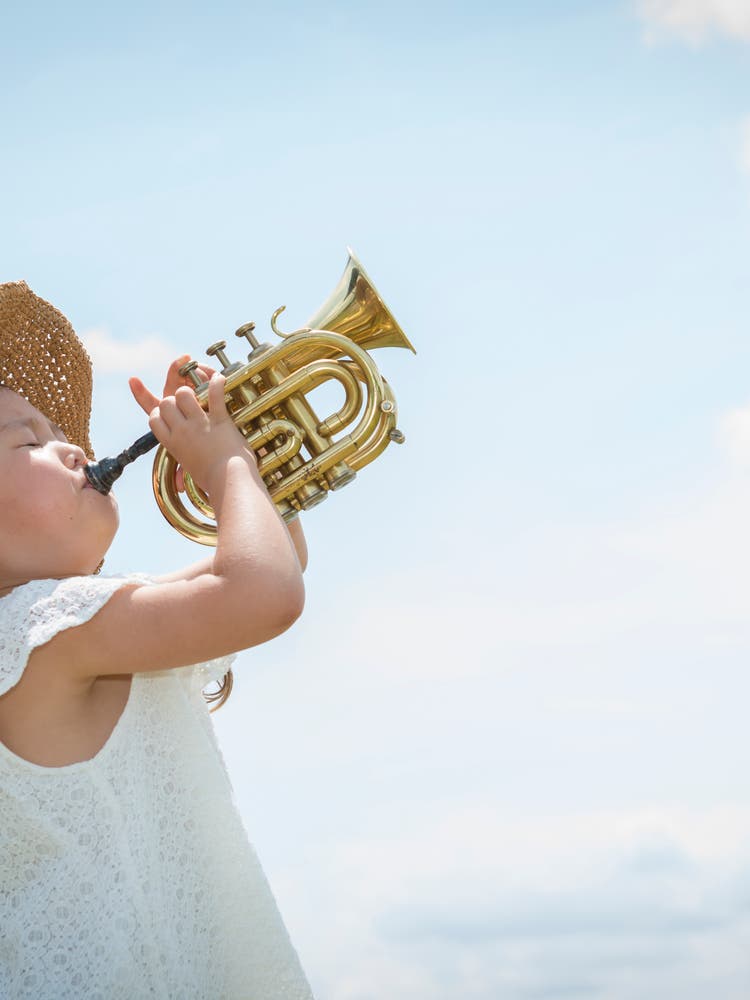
(0, 281), (93, 457)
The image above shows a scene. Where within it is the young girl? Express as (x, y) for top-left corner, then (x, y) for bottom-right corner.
(0, 281), (314, 999)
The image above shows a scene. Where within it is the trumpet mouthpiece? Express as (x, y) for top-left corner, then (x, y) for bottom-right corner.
(84, 431), (160, 495)
(84, 457), (126, 495)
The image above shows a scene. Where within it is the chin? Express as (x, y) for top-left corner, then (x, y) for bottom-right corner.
(82, 536), (117, 577)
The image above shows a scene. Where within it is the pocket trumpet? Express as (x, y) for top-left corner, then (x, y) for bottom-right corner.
(84, 249), (415, 545)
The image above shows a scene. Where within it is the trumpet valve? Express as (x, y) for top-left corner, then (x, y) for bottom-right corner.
(296, 481), (329, 511)
(236, 322), (273, 362)
(276, 497), (300, 523)
(178, 360), (204, 389)
(326, 462), (357, 491)
(206, 340), (243, 375)
(236, 322), (259, 349)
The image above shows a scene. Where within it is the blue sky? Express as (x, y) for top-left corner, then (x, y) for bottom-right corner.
(5, 1), (750, 997)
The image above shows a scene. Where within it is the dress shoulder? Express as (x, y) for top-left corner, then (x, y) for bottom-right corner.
(0, 572), (152, 696)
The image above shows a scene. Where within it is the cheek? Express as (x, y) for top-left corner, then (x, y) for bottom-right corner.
(95, 495), (120, 539)
(6, 467), (76, 525)
(7, 494), (69, 533)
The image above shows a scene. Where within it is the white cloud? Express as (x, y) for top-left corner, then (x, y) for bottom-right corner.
(283, 804), (750, 1000)
(294, 434), (750, 691)
(215, 398), (750, 999)
(636, 0), (750, 44)
(80, 326), (178, 373)
(718, 399), (750, 463)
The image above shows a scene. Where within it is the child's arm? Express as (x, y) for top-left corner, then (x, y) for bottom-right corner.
(155, 515), (307, 584)
(287, 518), (308, 572)
(31, 374), (306, 681)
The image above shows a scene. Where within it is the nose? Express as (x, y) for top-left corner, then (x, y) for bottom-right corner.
(62, 444), (88, 470)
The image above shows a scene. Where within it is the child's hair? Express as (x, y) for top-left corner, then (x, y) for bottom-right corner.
(0, 280), (234, 711)
(205, 670), (233, 712)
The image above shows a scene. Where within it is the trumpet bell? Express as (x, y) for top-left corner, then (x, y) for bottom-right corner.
(281, 248), (416, 368)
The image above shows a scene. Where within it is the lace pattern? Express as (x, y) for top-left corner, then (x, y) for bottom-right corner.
(0, 573), (313, 999)
(0, 574), (151, 696)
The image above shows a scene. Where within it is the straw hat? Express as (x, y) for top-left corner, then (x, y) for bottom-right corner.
(0, 281), (93, 457)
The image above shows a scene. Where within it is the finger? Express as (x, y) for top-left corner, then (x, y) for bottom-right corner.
(162, 355), (192, 396)
(147, 409), (170, 442)
(194, 363), (217, 381)
(207, 373), (228, 421)
(174, 384), (204, 418)
(129, 377), (161, 417)
(155, 394), (181, 432)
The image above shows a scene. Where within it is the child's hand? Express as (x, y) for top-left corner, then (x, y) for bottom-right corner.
(161, 356), (217, 491)
(129, 372), (253, 494)
(162, 354), (216, 397)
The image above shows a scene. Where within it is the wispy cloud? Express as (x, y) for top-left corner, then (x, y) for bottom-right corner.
(222, 399), (750, 1000)
(635, 0), (750, 44)
(81, 327), (178, 373)
(299, 413), (750, 688)
(718, 399), (750, 465)
(286, 804), (750, 1000)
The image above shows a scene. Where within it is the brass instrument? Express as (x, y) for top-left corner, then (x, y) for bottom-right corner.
(84, 249), (415, 545)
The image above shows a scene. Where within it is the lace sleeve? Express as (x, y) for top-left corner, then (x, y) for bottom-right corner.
(0, 573), (152, 696)
(176, 653), (237, 701)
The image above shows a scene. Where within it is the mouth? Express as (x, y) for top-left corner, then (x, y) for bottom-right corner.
(81, 477), (117, 510)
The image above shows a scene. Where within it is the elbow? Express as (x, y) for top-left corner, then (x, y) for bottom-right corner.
(225, 558), (305, 649)
(284, 576), (306, 626)
(262, 576), (305, 640)
(288, 517), (308, 573)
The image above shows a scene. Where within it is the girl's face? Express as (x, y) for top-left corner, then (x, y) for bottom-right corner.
(0, 388), (119, 589)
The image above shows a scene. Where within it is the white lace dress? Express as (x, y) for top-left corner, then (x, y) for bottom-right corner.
(0, 574), (314, 1000)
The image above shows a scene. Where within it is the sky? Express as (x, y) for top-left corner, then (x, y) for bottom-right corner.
(4, 0), (750, 997)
